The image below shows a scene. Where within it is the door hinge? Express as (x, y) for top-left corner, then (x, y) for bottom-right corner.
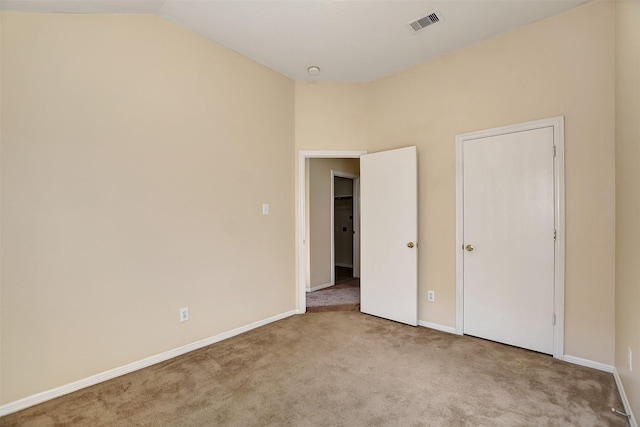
(554, 229), (557, 241)
(553, 146), (557, 157)
(552, 314), (556, 326)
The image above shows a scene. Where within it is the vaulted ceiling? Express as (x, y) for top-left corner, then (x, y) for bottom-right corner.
(1, 0), (589, 82)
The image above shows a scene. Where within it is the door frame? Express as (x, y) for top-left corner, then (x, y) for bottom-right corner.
(331, 170), (360, 282)
(297, 150), (367, 313)
(455, 116), (565, 359)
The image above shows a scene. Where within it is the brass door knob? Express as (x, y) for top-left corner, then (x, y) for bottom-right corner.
(465, 244), (474, 252)
(407, 242), (415, 248)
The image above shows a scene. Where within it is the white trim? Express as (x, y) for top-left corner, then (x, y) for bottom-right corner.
(563, 354), (638, 424)
(418, 320), (458, 335)
(455, 116), (565, 359)
(334, 263), (353, 269)
(329, 170), (335, 288)
(552, 118), (566, 360)
(297, 150), (367, 314)
(614, 368), (638, 427)
(455, 137), (465, 335)
(352, 177), (361, 278)
(308, 282), (334, 292)
(563, 355), (614, 373)
(0, 310), (298, 417)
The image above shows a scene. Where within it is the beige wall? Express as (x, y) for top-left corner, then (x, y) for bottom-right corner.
(615, 0), (640, 419)
(0, 12), (295, 403)
(365, 0), (616, 364)
(294, 82), (369, 152)
(307, 158), (359, 290)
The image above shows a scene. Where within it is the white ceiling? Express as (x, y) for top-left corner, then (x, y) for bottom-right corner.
(2, 0), (589, 82)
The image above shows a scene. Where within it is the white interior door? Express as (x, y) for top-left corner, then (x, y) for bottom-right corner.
(462, 127), (555, 354)
(360, 146), (418, 326)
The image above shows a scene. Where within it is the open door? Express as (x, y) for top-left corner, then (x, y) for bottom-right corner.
(360, 146), (418, 326)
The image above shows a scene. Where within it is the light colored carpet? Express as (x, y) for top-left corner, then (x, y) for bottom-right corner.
(306, 279), (360, 312)
(1, 311), (627, 426)
(306, 286), (359, 308)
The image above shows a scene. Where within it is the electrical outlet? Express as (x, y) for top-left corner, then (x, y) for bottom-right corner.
(427, 291), (435, 302)
(262, 203), (269, 215)
(180, 307), (189, 322)
(629, 347), (633, 372)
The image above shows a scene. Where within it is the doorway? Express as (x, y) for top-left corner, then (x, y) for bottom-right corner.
(298, 151), (366, 312)
(333, 173), (359, 284)
(455, 116), (565, 359)
(304, 159), (361, 312)
(298, 148), (419, 327)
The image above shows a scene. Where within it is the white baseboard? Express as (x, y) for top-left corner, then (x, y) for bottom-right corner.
(613, 368), (638, 427)
(0, 309), (298, 417)
(563, 355), (615, 373)
(563, 357), (636, 426)
(308, 282), (334, 292)
(418, 320), (458, 335)
(335, 263), (353, 268)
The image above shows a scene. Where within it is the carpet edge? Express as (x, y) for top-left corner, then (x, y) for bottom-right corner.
(418, 320), (458, 335)
(563, 355), (615, 373)
(0, 309), (299, 417)
(614, 368), (638, 427)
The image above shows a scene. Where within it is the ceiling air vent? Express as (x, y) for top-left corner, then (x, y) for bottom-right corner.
(407, 9), (444, 33)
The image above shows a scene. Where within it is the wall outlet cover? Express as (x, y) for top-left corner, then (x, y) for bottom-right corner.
(180, 307), (189, 322)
